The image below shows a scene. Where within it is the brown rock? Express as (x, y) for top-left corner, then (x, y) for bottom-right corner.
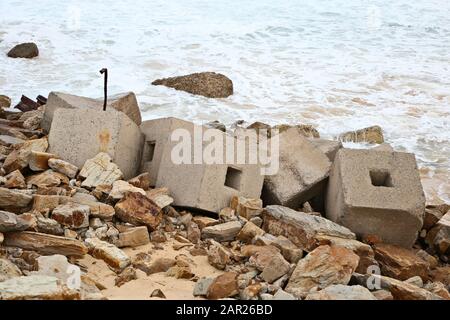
(109, 180), (146, 200)
(150, 230), (167, 243)
(273, 124), (321, 139)
(150, 289), (166, 299)
(29, 151), (57, 172)
(286, 245), (360, 298)
(132, 254), (176, 275)
(219, 207), (237, 222)
(3, 138), (48, 174)
(7, 43), (39, 59)
(305, 285), (376, 300)
(260, 252), (291, 284)
(115, 226), (150, 248)
(128, 173), (151, 190)
(115, 267), (137, 287)
(339, 125), (384, 144)
(0, 232), (3, 244)
(242, 245), (281, 270)
(48, 158), (78, 179)
(187, 222), (201, 244)
(0, 187), (33, 208)
(0, 95), (11, 109)
(206, 272), (239, 300)
(230, 196), (263, 220)
(51, 203), (90, 229)
(372, 290), (394, 300)
(429, 266), (450, 287)
(207, 240), (232, 270)
(0, 258), (22, 282)
(4, 170), (26, 189)
(237, 221), (265, 244)
(202, 221), (243, 242)
(152, 72), (233, 98)
(423, 207), (444, 230)
(0, 210), (34, 232)
(145, 188), (174, 208)
(192, 216), (219, 230)
(115, 192), (162, 231)
(425, 225), (450, 256)
(373, 243), (429, 281)
(167, 265), (195, 280)
(27, 170), (69, 188)
(424, 282), (450, 300)
(85, 238), (130, 270)
(3, 232), (88, 257)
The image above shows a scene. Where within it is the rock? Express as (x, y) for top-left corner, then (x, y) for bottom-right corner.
(425, 225), (450, 256)
(85, 238), (130, 270)
(205, 120), (226, 132)
(305, 285), (376, 300)
(270, 236), (303, 264)
(237, 221), (265, 244)
(36, 216), (64, 236)
(423, 207), (444, 230)
(230, 196), (263, 220)
(3, 138), (48, 174)
(89, 218), (104, 229)
(51, 203), (90, 229)
(32, 255), (78, 284)
(0, 258), (22, 282)
(339, 125), (384, 144)
(71, 198), (115, 221)
(109, 180), (146, 200)
(27, 170), (69, 188)
(115, 226), (150, 248)
(79, 153), (123, 188)
(206, 272), (239, 300)
(273, 289), (297, 300)
(372, 143), (394, 152)
(166, 265), (194, 280)
(260, 252), (291, 284)
(0, 211), (34, 232)
(416, 249), (439, 269)
(4, 170), (26, 189)
(373, 243), (429, 281)
(0, 232), (3, 244)
(240, 284), (262, 300)
(192, 216), (219, 230)
(3, 232), (88, 257)
(152, 72), (233, 98)
(23, 112), (43, 130)
(286, 245), (359, 298)
(430, 266), (450, 287)
(404, 276), (424, 288)
(115, 192), (163, 231)
(0, 95), (11, 109)
(207, 240), (232, 270)
(250, 217), (263, 228)
(424, 282), (450, 300)
(128, 173), (151, 190)
(150, 289), (166, 299)
(262, 205), (356, 252)
(146, 188), (174, 208)
(150, 230), (167, 243)
(0, 188), (33, 209)
(115, 267), (137, 287)
(0, 135), (24, 146)
(372, 290), (394, 300)
(219, 207), (237, 222)
(193, 277), (215, 296)
(0, 276), (81, 300)
(132, 254), (176, 275)
(29, 152), (57, 172)
(7, 42), (39, 59)
(48, 159), (78, 179)
(242, 245), (280, 270)
(187, 222), (201, 244)
(273, 124), (321, 139)
(202, 221), (243, 242)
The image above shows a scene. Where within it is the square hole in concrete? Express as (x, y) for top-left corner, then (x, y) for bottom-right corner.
(145, 141), (156, 162)
(370, 170), (393, 187)
(225, 166), (242, 191)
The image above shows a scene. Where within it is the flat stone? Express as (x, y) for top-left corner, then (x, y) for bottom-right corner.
(202, 221), (243, 242)
(48, 159), (79, 179)
(305, 285), (376, 300)
(230, 196), (263, 220)
(115, 226), (150, 248)
(236, 221), (265, 244)
(132, 254), (176, 275)
(51, 203), (90, 229)
(0, 187), (33, 208)
(286, 245), (360, 298)
(4, 170), (26, 189)
(35, 216), (64, 236)
(146, 188), (174, 208)
(260, 252), (291, 284)
(85, 238), (130, 270)
(3, 138), (48, 174)
(273, 289), (297, 300)
(29, 151), (57, 172)
(109, 180), (146, 200)
(27, 170), (69, 188)
(206, 272), (239, 300)
(128, 173), (151, 190)
(262, 205), (356, 252)
(115, 192), (162, 231)
(79, 153), (123, 188)
(0, 210), (34, 232)
(192, 216), (219, 230)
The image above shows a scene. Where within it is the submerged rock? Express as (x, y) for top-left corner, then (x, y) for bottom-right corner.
(7, 43), (39, 59)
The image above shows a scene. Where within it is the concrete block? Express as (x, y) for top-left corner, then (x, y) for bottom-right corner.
(42, 91), (142, 131)
(48, 108), (143, 179)
(308, 138), (343, 162)
(326, 149), (425, 247)
(140, 117), (264, 213)
(262, 128), (331, 209)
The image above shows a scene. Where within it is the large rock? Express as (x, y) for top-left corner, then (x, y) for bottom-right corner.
(206, 272), (239, 300)
(85, 238), (130, 270)
(28, 151), (56, 172)
(3, 138), (48, 174)
(79, 153), (123, 188)
(286, 245), (360, 298)
(339, 125), (384, 144)
(260, 251), (291, 284)
(262, 205), (356, 252)
(202, 221), (243, 242)
(152, 72), (233, 98)
(7, 43), (39, 59)
(48, 159), (79, 179)
(51, 203), (90, 229)
(26, 170), (69, 188)
(305, 285), (376, 300)
(0, 211), (34, 232)
(114, 192), (162, 231)
(0, 188), (33, 209)
(42, 91), (142, 131)
(0, 95), (11, 109)
(230, 196), (263, 220)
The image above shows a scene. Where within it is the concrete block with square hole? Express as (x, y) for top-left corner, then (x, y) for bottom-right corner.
(48, 108), (144, 179)
(326, 149), (425, 248)
(140, 117), (264, 213)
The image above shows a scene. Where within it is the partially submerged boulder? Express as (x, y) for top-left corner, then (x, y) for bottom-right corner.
(7, 43), (39, 59)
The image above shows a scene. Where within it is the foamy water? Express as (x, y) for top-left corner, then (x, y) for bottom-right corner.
(0, 0), (449, 202)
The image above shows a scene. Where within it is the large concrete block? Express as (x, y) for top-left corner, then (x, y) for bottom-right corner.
(308, 138), (343, 162)
(261, 128), (332, 209)
(48, 109), (143, 179)
(42, 91), (142, 132)
(326, 149), (425, 248)
(140, 117), (264, 213)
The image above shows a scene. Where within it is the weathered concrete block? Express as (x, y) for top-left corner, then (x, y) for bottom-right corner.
(308, 138), (343, 162)
(140, 117), (264, 213)
(262, 128), (331, 209)
(42, 91), (142, 131)
(326, 149), (425, 247)
(48, 108), (143, 180)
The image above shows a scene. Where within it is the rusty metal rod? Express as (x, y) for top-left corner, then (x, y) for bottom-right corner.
(99, 68), (108, 111)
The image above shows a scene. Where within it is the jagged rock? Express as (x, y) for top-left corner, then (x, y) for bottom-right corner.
(146, 188), (174, 208)
(270, 235), (303, 264)
(424, 282), (450, 300)
(240, 284), (262, 300)
(7, 43), (39, 59)
(4, 170), (26, 189)
(372, 290), (394, 300)
(273, 124), (320, 139)
(205, 120), (226, 132)
(237, 221), (265, 243)
(128, 173), (151, 190)
(416, 249), (439, 269)
(48, 159), (78, 179)
(166, 264), (195, 280)
(23, 112), (43, 130)
(115, 226), (150, 248)
(150, 230), (167, 243)
(3, 232), (88, 257)
(230, 196), (263, 220)
(35, 216), (64, 236)
(51, 203), (90, 229)
(202, 221), (243, 242)
(32, 255), (78, 284)
(152, 72), (233, 98)
(115, 267), (137, 287)
(242, 245), (281, 270)
(0, 275), (81, 300)
(150, 289), (166, 299)
(207, 240), (232, 270)
(404, 276), (424, 288)
(0, 258), (22, 282)
(0, 211), (34, 232)
(0, 188), (33, 208)
(193, 278), (215, 296)
(339, 125), (384, 144)
(132, 254), (175, 275)
(85, 238), (130, 270)
(206, 272), (239, 300)
(109, 180), (146, 200)
(29, 151), (57, 172)
(192, 216), (219, 230)
(425, 224), (450, 256)
(286, 245), (359, 298)
(262, 205), (356, 252)
(3, 138), (48, 174)
(115, 192), (162, 231)
(373, 243), (429, 281)
(79, 153), (123, 188)
(260, 252), (291, 284)
(0, 95), (11, 109)
(186, 222), (201, 244)
(27, 170), (69, 188)
(219, 207), (237, 222)
(430, 266), (450, 287)
(305, 285), (376, 300)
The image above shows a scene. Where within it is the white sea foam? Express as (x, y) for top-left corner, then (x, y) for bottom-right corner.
(0, 0), (449, 201)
